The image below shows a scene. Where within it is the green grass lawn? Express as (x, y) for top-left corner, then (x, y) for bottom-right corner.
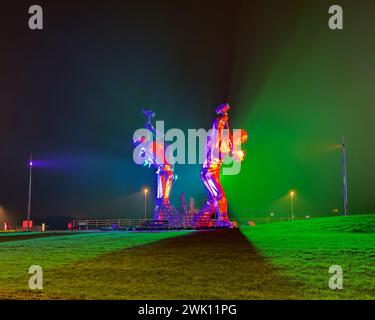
(0, 230), (190, 298)
(0, 229), (301, 300)
(241, 214), (375, 299)
(0, 215), (373, 300)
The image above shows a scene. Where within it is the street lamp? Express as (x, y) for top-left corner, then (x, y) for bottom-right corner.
(270, 212), (275, 223)
(289, 191), (295, 220)
(26, 153), (33, 232)
(143, 188), (148, 220)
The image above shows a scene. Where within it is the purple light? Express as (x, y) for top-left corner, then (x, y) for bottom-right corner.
(29, 161), (33, 167)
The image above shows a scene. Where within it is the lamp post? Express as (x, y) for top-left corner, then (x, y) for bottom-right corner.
(270, 212), (274, 223)
(26, 154), (33, 232)
(143, 188), (148, 220)
(290, 191), (295, 220)
(342, 135), (348, 216)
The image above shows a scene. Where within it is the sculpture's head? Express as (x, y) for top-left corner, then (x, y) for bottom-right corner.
(215, 103), (230, 116)
(142, 109), (156, 119)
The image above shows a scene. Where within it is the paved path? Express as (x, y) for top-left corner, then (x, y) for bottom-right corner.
(0, 232), (85, 243)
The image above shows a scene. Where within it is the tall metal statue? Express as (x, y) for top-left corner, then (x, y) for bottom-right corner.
(133, 110), (176, 221)
(194, 103), (248, 228)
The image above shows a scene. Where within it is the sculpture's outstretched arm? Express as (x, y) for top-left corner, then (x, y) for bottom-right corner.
(142, 109), (156, 135)
(142, 109), (165, 139)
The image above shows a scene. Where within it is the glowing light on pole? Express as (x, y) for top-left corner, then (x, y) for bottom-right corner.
(143, 188), (148, 220)
(289, 191), (295, 220)
(270, 212), (275, 223)
(26, 153), (33, 232)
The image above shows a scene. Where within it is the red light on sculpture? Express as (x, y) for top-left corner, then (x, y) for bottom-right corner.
(4, 222), (8, 231)
(233, 129), (248, 145)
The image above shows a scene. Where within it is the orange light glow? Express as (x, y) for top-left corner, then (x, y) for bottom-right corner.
(233, 149), (245, 162)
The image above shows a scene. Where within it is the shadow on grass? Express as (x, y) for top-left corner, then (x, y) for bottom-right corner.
(3, 229), (303, 300)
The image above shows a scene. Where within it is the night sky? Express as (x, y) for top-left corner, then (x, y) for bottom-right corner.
(1, 0), (375, 224)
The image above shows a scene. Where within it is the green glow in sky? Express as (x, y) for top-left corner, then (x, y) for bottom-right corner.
(225, 0), (375, 218)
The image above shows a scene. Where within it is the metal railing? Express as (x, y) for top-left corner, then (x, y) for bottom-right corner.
(72, 219), (152, 230)
(72, 216), (312, 230)
(234, 216), (311, 225)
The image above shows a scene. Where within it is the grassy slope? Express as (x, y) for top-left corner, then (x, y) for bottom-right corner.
(1, 229), (301, 300)
(241, 214), (375, 299)
(0, 231), (91, 243)
(0, 230), (190, 297)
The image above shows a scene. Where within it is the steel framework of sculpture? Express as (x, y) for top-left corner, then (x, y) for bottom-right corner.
(133, 110), (176, 221)
(133, 104), (247, 229)
(193, 103), (248, 228)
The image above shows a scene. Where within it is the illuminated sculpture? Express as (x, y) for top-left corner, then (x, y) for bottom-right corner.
(194, 103), (248, 228)
(133, 110), (176, 221)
